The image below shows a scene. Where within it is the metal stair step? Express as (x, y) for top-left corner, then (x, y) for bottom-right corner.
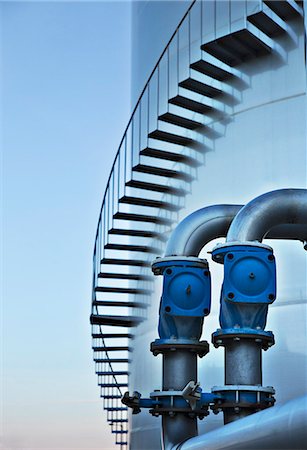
(201, 28), (271, 67)
(105, 243), (158, 253)
(102, 395), (122, 399)
(106, 407), (128, 411)
(99, 383), (128, 388)
(169, 95), (213, 114)
(248, 6), (287, 37)
(140, 147), (199, 165)
(100, 258), (150, 267)
(90, 314), (142, 327)
(92, 333), (132, 339)
(109, 228), (159, 238)
(126, 179), (187, 196)
(263, 0), (302, 19)
(113, 211), (172, 225)
(119, 195), (179, 211)
(98, 272), (151, 281)
(95, 286), (150, 294)
(148, 129), (193, 146)
(158, 112), (202, 130)
(97, 371), (128, 376)
(110, 419), (128, 423)
(190, 58), (233, 81)
(132, 164), (194, 182)
(93, 346), (130, 352)
(95, 358), (130, 363)
(92, 300), (145, 308)
(178, 78), (223, 98)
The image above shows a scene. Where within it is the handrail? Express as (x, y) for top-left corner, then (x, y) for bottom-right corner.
(93, 0), (196, 249)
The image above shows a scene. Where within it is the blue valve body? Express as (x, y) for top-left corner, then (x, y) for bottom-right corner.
(152, 258), (211, 340)
(212, 245), (276, 330)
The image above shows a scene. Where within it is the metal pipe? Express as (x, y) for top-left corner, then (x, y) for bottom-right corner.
(225, 341), (262, 386)
(226, 188), (307, 243)
(214, 188), (307, 425)
(223, 340), (263, 424)
(165, 204), (307, 258)
(176, 395), (307, 450)
(163, 350), (197, 391)
(163, 350), (198, 450)
(165, 205), (243, 256)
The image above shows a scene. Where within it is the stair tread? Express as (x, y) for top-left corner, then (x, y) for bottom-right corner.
(106, 407), (128, 411)
(98, 272), (151, 281)
(190, 58), (232, 81)
(100, 257), (150, 267)
(93, 346), (130, 351)
(99, 383), (128, 388)
(133, 164), (194, 182)
(97, 371), (128, 376)
(90, 314), (142, 327)
(264, 0), (302, 19)
(169, 95), (213, 114)
(159, 112), (202, 130)
(102, 395), (122, 399)
(202, 28), (271, 67)
(113, 211), (172, 225)
(139, 146), (184, 162)
(179, 77), (223, 98)
(110, 419), (128, 423)
(248, 7), (287, 37)
(126, 179), (187, 196)
(95, 286), (149, 294)
(92, 333), (132, 339)
(95, 358), (130, 363)
(93, 300), (145, 308)
(119, 195), (179, 211)
(109, 228), (158, 238)
(148, 129), (193, 146)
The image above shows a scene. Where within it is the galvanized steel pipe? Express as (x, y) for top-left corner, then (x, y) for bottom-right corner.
(227, 188), (307, 243)
(175, 395), (307, 450)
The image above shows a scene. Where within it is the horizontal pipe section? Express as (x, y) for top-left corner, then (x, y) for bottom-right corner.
(227, 189), (307, 243)
(165, 203), (307, 258)
(165, 205), (242, 256)
(176, 395), (307, 450)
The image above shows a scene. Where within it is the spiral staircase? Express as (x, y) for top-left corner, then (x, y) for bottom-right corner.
(90, 1), (304, 447)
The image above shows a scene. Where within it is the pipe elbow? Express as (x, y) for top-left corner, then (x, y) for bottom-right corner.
(165, 205), (243, 257)
(227, 188), (307, 243)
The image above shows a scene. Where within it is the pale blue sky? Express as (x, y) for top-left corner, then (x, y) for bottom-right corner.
(2, 1), (131, 449)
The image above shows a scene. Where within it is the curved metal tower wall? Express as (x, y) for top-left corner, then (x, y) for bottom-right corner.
(131, 1), (192, 105)
(129, 1), (306, 449)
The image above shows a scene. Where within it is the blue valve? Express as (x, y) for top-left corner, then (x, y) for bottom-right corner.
(212, 244), (276, 330)
(152, 257), (211, 340)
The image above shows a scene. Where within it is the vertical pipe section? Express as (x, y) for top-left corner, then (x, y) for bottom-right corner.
(162, 350), (198, 450)
(225, 341), (262, 386)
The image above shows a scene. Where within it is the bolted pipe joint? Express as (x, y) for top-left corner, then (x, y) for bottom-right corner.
(211, 242), (276, 424)
(151, 256), (212, 449)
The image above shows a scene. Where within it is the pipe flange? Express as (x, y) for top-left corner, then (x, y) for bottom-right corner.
(149, 389), (210, 418)
(212, 241), (273, 264)
(152, 256), (209, 276)
(212, 328), (275, 350)
(151, 340), (209, 358)
(211, 385), (275, 414)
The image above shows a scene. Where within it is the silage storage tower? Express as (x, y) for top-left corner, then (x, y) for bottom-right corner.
(90, 1), (307, 449)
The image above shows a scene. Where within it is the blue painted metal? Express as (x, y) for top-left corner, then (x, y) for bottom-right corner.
(152, 257), (211, 340)
(212, 244), (276, 330)
(122, 387), (219, 417)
